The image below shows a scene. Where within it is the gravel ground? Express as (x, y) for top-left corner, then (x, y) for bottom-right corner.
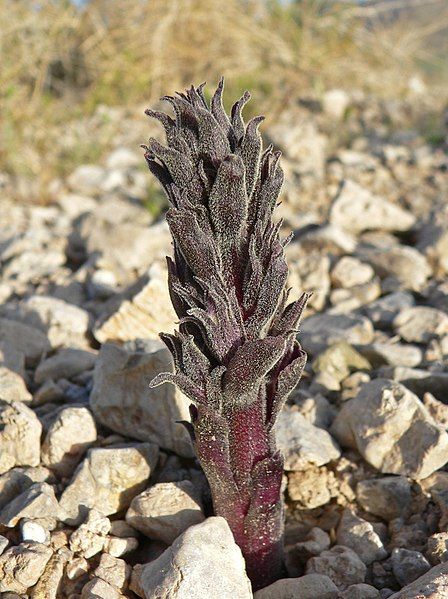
(0, 89), (447, 598)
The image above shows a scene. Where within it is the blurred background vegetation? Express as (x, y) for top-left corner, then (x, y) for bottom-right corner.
(1, 0), (448, 201)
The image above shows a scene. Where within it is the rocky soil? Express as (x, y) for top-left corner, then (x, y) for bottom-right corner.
(0, 89), (447, 598)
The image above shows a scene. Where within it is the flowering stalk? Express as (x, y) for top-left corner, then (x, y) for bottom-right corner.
(144, 79), (309, 591)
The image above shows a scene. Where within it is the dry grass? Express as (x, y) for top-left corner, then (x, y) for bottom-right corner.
(1, 0), (447, 200)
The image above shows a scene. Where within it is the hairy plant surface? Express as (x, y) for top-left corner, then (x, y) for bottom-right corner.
(144, 79), (309, 590)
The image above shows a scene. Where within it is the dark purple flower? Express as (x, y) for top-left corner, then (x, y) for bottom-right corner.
(144, 79), (309, 591)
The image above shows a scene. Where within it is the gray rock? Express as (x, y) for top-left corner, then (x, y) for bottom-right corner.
(356, 476), (412, 521)
(13, 296), (90, 348)
(0, 318), (50, 366)
(336, 509), (388, 565)
(293, 393), (336, 429)
(104, 535), (138, 558)
(35, 348), (96, 384)
(330, 278), (382, 313)
(330, 180), (416, 233)
(0, 401), (42, 475)
(81, 578), (125, 599)
(358, 343), (422, 368)
(276, 409), (341, 471)
(359, 245), (431, 292)
(363, 292), (415, 329)
(294, 528), (331, 562)
(394, 307), (448, 343)
(296, 224), (356, 254)
(388, 562), (448, 598)
(0, 466), (51, 510)
(306, 545), (367, 591)
(339, 583), (380, 598)
(90, 340), (193, 457)
(94, 553), (131, 590)
(0, 482), (60, 527)
(41, 406), (97, 478)
(331, 256), (375, 288)
(382, 367), (448, 402)
(331, 379), (448, 479)
(126, 481), (205, 544)
(391, 548), (431, 586)
(69, 509), (111, 559)
(93, 263), (175, 343)
(0, 366), (31, 403)
(253, 574), (339, 598)
(300, 313), (374, 355)
(59, 443), (158, 525)
(138, 517), (252, 599)
(312, 341), (371, 390)
(0, 542), (53, 594)
(286, 251), (330, 311)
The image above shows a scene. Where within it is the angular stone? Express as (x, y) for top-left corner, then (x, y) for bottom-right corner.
(306, 545), (367, 591)
(35, 349), (96, 384)
(360, 245), (431, 292)
(331, 379), (448, 479)
(312, 341), (371, 389)
(391, 548), (431, 586)
(301, 313), (374, 355)
(93, 265), (176, 344)
(340, 584), (380, 599)
(41, 406), (97, 478)
(0, 318), (50, 366)
(331, 256), (374, 288)
(388, 562), (448, 598)
(13, 296), (90, 348)
(377, 367), (448, 403)
(287, 252), (330, 311)
(126, 481), (205, 544)
(94, 553), (131, 591)
(363, 291), (415, 329)
(69, 509), (111, 559)
(253, 574), (339, 599)
(31, 548), (72, 599)
(90, 340), (192, 457)
(0, 366), (31, 403)
(0, 467), (51, 511)
(330, 180), (416, 233)
(81, 577), (125, 599)
(138, 517), (252, 599)
(276, 410), (341, 471)
(59, 443), (158, 525)
(0, 482), (60, 527)
(394, 307), (448, 343)
(293, 528), (331, 563)
(0, 401), (42, 474)
(336, 509), (388, 565)
(359, 343), (422, 368)
(356, 476), (412, 521)
(0, 542), (53, 594)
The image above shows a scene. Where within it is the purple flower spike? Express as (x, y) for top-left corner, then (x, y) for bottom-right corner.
(144, 78), (309, 591)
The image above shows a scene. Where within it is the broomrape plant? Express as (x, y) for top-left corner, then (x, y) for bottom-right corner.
(143, 79), (309, 591)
